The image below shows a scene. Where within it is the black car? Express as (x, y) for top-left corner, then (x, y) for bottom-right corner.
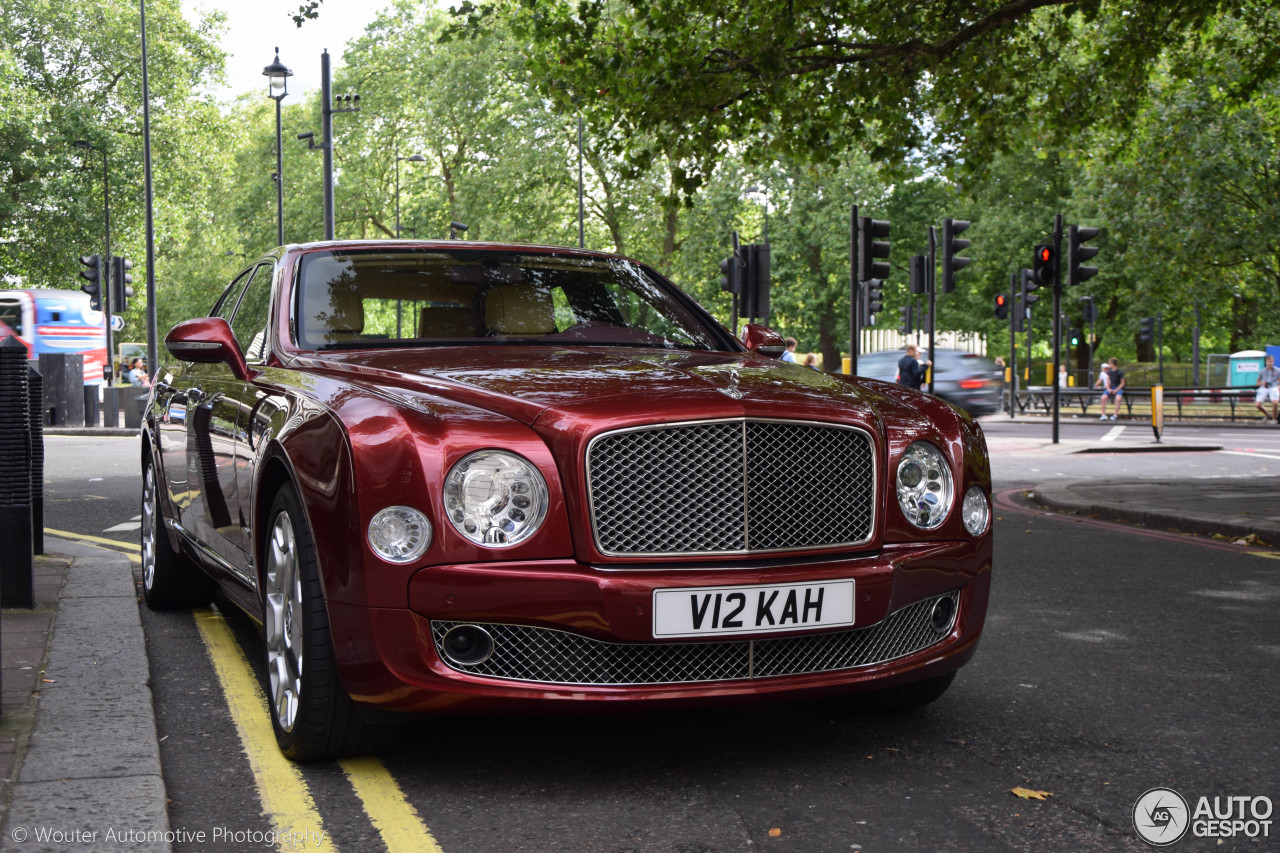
(856, 348), (1002, 416)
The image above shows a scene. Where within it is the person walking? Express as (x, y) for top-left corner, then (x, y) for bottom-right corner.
(803, 353), (820, 370)
(1099, 358), (1125, 420)
(781, 338), (798, 363)
(1094, 363), (1113, 420)
(1255, 354), (1280, 422)
(896, 344), (930, 391)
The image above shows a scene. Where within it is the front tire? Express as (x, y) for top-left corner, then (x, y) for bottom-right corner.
(263, 484), (398, 760)
(141, 457), (215, 610)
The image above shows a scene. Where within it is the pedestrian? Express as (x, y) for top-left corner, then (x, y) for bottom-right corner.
(1094, 363), (1112, 420)
(1098, 357), (1125, 420)
(129, 358), (152, 389)
(803, 353), (819, 370)
(781, 338), (798, 363)
(1058, 364), (1069, 388)
(1255, 354), (1280, 422)
(896, 344), (930, 391)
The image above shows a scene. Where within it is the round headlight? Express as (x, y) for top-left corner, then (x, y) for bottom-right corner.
(367, 506), (433, 564)
(896, 442), (954, 530)
(444, 450), (549, 547)
(961, 486), (990, 536)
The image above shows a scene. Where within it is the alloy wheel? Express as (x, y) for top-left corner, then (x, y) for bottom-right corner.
(265, 510), (304, 732)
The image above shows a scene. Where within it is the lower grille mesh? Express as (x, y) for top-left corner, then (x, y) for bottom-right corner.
(431, 591), (959, 686)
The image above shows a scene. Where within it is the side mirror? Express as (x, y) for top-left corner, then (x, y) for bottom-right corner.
(739, 323), (787, 358)
(165, 317), (251, 381)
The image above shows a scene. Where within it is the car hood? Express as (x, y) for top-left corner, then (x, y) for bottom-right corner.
(300, 346), (916, 429)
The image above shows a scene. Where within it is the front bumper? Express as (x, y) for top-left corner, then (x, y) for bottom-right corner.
(326, 540), (991, 713)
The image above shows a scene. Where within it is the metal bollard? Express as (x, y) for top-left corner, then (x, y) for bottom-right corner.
(0, 336), (34, 608)
(28, 365), (43, 556)
(38, 353), (84, 426)
(103, 385), (119, 428)
(84, 383), (100, 427)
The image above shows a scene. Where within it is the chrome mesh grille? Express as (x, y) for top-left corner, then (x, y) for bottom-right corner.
(430, 591), (958, 686)
(587, 419), (875, 556)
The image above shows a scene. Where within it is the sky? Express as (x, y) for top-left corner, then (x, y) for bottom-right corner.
(182, 0), (390, 102)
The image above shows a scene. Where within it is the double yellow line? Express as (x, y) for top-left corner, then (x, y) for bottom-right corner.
(196, 609), (443, 853)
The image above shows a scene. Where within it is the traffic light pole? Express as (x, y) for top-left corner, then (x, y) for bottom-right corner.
(1009, 273), (1017, 418)
(849, 204), (858, 376)
(927, 226), (937, 396)
(1051, 213), (1063, 444)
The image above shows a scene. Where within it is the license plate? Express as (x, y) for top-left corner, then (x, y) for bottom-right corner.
(652, 579), (855, 639)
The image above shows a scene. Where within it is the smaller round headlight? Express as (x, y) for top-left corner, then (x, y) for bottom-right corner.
(896, 442), (954, 530)
(367, 506), (433, 564)
(961, 486), (990, 536)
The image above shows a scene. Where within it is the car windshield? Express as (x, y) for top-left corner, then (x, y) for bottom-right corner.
(294, 248), (727, 352)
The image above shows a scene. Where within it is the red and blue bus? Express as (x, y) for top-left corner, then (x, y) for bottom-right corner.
(0, 289), (108, 384)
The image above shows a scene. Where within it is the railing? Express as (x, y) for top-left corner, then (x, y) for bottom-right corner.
(1012, 385), (1267, 422)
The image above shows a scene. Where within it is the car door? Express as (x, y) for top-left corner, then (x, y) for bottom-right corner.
(184, 264), (271, 587)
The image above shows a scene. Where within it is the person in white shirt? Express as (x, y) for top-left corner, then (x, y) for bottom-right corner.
(780, 338), (798, 363)
(1255, 355), (1280, 422)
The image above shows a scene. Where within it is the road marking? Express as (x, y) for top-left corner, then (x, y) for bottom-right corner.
(45, 527), (142, 564)
(1100, 425), (1125, 442)
(339, 757), (443, 853)
(1219, 450), (1280, 461)
(194, 609), (337, 852)
(1250, 552), (1280, 561)
(103, 521), (141, 532)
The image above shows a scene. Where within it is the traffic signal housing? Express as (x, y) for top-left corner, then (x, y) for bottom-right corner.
(1068, 327), (1082, 347)
(898, 304), (913, 336)
(993, 292), (1008, 320)
(111, 255), (134, 314)
(719, 251), (743, 295)
(858, 217), (890, 283)
(78, 254), (102, 311)
(741, 243), (771, 320)
(908, 254), (926, 295)
(1068, 225), (1100, 287)
(1033, 244), (1056, 287)
(861, 278), (883, 323)
(1138, 316), (1154, 343)
(942, 218), (971, 293)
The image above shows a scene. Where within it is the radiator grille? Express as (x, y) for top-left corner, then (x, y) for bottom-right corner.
(430, 591), (958, 686)
(586, 419), (875, 556)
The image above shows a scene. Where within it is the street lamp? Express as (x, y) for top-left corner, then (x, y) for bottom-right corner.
(263, 48), (293, 247)
(743, 185), (769, 244)
(72, 139), (114, 368)
(395, 154), (426, 239)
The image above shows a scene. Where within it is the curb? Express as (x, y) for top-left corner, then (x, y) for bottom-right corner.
(1032, 481), (1280, 545)
(1, 539), (171, 853)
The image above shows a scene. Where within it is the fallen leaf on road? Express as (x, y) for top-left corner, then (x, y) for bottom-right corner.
(768, 828), (781, 837)
(1011, 787), (1052, 800)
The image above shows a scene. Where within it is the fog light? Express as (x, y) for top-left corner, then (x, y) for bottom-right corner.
(440, 624), (494, 666)
(367, 506), (432, 564)
(930, 596), (957, 634)
(961, 486), (990, 536)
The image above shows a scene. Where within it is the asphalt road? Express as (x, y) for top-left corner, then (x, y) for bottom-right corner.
(39, 427), (1280, 852)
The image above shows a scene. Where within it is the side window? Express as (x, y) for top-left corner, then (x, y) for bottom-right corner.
(229, 264), (274, 361)
(212, 269), (254, 321)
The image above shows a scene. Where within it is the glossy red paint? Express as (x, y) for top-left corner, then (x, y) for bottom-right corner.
(145, 240), (993, 725)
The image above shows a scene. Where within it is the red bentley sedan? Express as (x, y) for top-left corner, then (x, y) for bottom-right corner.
(141, 241), (992, 760)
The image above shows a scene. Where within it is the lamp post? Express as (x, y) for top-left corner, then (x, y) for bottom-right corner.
(395, 154), (426, 238)
(72, 140), (114, 369)
(263, 48), (293, 247)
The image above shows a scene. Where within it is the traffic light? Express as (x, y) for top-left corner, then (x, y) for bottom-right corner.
(861, 278), (884, 322)
(909, 253), (926, 295)
(1138, 316), (1154, 343)
(1068, 327), (1082, 347)
(1033, 244), (1056, 287)
(1068, 225), (1100, 287)
(1014, 294), (1026, 332)
(111, 255), (134, 314)
(858, 216), (890, 282)
(741, 243), (771, 320)
(993, 293), (1008, 320)
(897, 304), (913, 336)
(719, 251), (743, 295)
(1081, 298), (1098, 324)
(78, 254), (102, 311)
(941, 218), (971, 293)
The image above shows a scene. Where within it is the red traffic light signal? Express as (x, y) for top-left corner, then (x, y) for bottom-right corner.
(1033, 244), (1056, 286)
(993, 293), (1009, 320)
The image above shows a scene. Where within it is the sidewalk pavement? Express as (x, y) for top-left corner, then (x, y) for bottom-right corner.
(0, 429), (1271, 852)
(1, 541), (169, 853)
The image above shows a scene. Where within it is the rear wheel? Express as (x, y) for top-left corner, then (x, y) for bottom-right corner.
(141, 458), (215, 610)
(263, 484), (398, 760)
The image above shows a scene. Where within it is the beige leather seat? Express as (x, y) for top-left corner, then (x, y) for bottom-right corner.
(418, 305), (474, 338)
(484, 285), (555, 337)
(302, 283), (365, 344)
